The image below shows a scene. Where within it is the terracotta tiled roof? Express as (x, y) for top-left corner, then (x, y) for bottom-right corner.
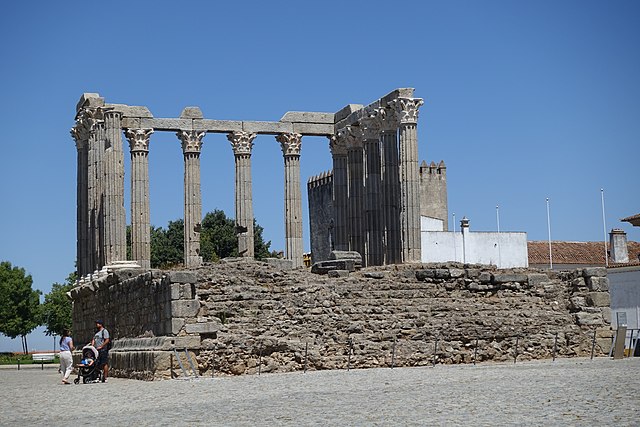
(528, 241), (640, 266)
(621, 213), (640, 226)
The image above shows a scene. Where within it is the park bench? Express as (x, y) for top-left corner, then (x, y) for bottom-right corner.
(31, 353), (56, 370)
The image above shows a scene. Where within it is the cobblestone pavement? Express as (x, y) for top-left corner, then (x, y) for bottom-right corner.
(1, 357), (639, 426)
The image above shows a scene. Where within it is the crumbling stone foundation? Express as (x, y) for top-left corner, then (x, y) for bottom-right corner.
(71, 261), (612, 380)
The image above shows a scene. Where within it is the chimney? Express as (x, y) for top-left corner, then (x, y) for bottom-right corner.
(609, 229), (629, 263)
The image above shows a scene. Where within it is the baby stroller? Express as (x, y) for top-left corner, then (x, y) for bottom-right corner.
(74, 345), (102, 384)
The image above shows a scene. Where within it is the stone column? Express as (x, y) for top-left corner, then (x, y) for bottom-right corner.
(104, 110), (127, 265)
(71, 115), (91, 277)
(276, 133), (304, 268)
(361, 110), (384, 266)
(84, 108), (106, 272)
(228, 131), (257, 258)
(393, 97), (424, 263)
(125, 129), (154, 269)
(343, 126), (366, 263)
(378, 109), (401, 264)
(177, 130), (206, 268)
(329, 134), (348, 251)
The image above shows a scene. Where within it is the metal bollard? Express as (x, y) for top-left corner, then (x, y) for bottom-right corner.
(304, 342), (308, 374)
(17, 360), (20, 371)
(347, 338), (353, 371)
(473, 338), (478, 366)
(211, 344), (216, 378)
(391, 338), (396, 369)
(258, 345), (263, 376)
(514, 337), (519, 364)
(432, 337), (438, 367)
(553, 332), (558, 362)
(170, 353), (174, 379)
(590, 329), (597, 360)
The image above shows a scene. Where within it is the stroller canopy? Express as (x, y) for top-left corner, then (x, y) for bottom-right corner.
(82, 345), (98, 359)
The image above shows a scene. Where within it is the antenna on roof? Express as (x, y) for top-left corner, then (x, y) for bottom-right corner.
(496, 204), (500, 233)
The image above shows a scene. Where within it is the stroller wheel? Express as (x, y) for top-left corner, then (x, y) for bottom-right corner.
(73, 378), (79, 385)
(83, 376), (90, 384)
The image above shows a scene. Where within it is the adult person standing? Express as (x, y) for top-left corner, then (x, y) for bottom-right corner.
(91, 320), (110, 383)
(59, 329), (74, 384)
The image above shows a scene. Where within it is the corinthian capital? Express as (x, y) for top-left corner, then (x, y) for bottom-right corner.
(177, 130), (206, 154)
(125, 128), (154, 153)
(227, 131), (257, 156)
(391, 97), (424, 124)
(328, 135), (347, 157)
(276, 133), (302, 157)
(375, 107), (399, 132)
(337, 125), (363, 150)
(359, 108), (382, 140)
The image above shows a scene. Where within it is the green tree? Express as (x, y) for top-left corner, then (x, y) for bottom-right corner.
(148, 209), (274, 267)
(0, 261), (42, 354)
(41, 272), (77, 336)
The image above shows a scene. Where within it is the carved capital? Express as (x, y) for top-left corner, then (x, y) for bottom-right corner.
(328, 135), (347, 157)
(375, 107), (399, 132)
(359, 108), (382, 140)
(391, 97), (424, 125)
(125, 128), (154, 153)
(177, 130), (206, 154)
(227, 131), (257, 156)
(71, 107), (103, 148)
(276, 133), (302, 157)
(337, 126), (363, 150)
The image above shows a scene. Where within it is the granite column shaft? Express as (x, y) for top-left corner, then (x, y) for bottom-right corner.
(277, 133), (303, 268)
(228, 131), (257, 258)
(329, 135), (348, 251)
(178, 130), (205, 268)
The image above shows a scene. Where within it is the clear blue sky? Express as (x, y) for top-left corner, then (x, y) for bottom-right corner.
(1, 0), (638, 351)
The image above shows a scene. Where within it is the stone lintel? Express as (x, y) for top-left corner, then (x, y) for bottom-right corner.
(76, 93), (104, 112)
(194, 119), (243, 132)
(104, 103), (153, 118)
(379, 88), (415, 107)
(242, 121), (293, 134)
(138, 118), (193, 131)
(279, 111), (334, 124)
(292, 122), (334, 135)
(334, 88), (416, 130)
(180, 107), (203, 119)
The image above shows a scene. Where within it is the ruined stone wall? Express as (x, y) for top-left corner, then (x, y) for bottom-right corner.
(71, 261), (612, 380)
(71, 269), (199, 346)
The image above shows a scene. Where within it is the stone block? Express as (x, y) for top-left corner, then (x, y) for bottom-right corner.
(167, 271), (197, 284)
(180, 106), (203, 119)
(242, 121), (293, 134)
(76, 93), (104, 111)
(328, 270), (350, 278)
(111, 268), (145, 282)
(492, 273), (528, 284)
(479, 272), (492, 283)
(586, 276), (609, 292)
(170, 318), (185, 335)
(329, 251), (363, 268)
(434, 269), (450, 279)
(465, 269), (480, 279)
(312, 260), (355, 274)
(449, 269), (465, 278)
(264, 258), (294, 270)
(583, 267), (607, 278)
(528, 273), (549, 286)
(140, 118), (192, 130)
(575, 312), (604, 326)
(185, 322), (222, 334)
(363, 272), (385, 279)
(415, 269), (435, 281)
(586, 292), (610, 307)
(171, 300), (200, 318)
(194, 119), (243, 132)
(292, 123), (334, 135)
(601, 307), (612, 324)
(280, 111), (334, 124)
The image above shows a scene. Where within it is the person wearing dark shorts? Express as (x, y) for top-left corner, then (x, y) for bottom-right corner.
(91, 320), (110, 383)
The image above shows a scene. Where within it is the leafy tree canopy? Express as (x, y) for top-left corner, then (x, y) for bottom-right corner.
(148, 209), (275, 268)
(41, 272), (77, 336)
(0, 261), (41, 353)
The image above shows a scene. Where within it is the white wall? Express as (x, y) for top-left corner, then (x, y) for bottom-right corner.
(421, 230), (529, 268)
(421, 216), (444, 231)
